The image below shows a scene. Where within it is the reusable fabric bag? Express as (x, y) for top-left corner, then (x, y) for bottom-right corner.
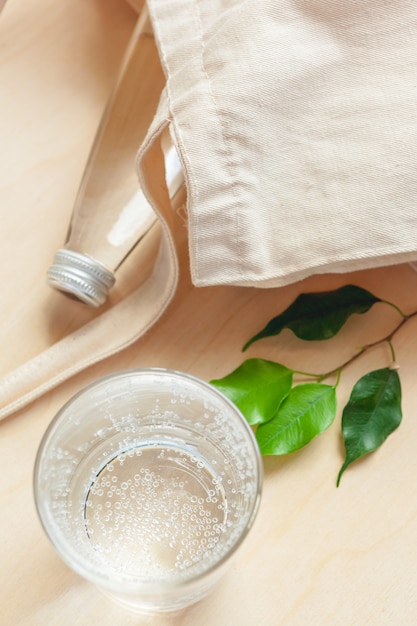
(1, 0), (417, 418)
(151, 0), (417, 287)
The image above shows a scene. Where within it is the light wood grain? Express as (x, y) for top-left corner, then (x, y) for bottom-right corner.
(1, 1), (417, 624)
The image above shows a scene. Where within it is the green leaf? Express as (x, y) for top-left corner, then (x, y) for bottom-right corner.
(256, 383), (337, 455)
(337, 367), (402, 486)
(210, 358), (293, 425)
(243, 285), (381, 350)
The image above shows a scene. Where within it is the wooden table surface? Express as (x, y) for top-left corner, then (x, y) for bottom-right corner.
(1, 1), (417, 624)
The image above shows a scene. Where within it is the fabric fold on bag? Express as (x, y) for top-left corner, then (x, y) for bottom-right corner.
(147, 0), (417, 288)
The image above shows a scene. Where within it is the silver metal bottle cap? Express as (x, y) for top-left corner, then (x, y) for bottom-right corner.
(47, 249), (116, 307)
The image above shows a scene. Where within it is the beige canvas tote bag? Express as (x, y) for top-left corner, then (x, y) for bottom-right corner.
(2, 0), (417, 419)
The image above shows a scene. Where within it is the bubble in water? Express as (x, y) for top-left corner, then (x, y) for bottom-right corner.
(83, 444), (231, 581)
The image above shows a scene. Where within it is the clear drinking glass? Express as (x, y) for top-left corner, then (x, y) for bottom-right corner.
(33, 369), (262, 613)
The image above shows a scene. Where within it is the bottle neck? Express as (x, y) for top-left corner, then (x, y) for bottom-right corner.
(47, 249), (115, 307)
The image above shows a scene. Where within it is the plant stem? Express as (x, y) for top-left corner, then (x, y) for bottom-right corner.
(380, 299), (407, 319)
(294, 310), (417, 382)
(292, 368), (324, 379)
(388, 340), (396, 363)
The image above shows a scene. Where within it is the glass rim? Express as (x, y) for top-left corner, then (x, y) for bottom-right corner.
(33, 367), (263, 595)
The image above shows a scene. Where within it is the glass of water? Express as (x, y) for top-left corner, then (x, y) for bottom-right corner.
(33, 368), (262, 613)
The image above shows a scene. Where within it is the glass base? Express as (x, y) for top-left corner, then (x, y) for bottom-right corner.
(95, 574), (222, 615)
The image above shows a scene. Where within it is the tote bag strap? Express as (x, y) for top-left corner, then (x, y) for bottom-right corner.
(0, 97), (178, 421)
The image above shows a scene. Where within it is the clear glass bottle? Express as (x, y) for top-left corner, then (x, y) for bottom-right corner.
(47, 8), (182, 307)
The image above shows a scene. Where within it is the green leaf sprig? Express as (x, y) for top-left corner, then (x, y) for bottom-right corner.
(211, 285), (413, 486)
